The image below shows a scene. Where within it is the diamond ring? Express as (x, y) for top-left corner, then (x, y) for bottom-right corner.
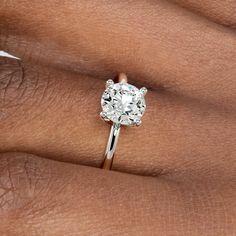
(100, 73), (147, 170)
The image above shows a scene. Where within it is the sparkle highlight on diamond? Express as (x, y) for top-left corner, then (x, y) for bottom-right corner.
(101, 81), (146, 126)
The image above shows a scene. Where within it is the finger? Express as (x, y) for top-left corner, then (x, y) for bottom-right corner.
(170, 0), (236, 27)
(1, 0), (236, 110)
(0, 152), (235, 236)
(1, 57), (235, 180)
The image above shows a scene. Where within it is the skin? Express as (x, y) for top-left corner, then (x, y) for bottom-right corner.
(0, 1), (236, 235)
(170, 0), (236, 27)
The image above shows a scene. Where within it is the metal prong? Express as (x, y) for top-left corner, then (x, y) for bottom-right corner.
(135, 120), (142, 126)
(118, 73), (128, 83)
(140, 87), (147, 96)
(106, 79), (114, 88)
(100, 112), (110, 122)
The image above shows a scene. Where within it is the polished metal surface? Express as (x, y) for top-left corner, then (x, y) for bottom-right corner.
(101, 73), (147, 170)
(102, 123), (121, 170)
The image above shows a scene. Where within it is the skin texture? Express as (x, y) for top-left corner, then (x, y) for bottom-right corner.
(1, 1), (236, 110)
(0, 57), (235, 180)
(0, 0), (236, 235)
(0, 153), (235, 236)
(171, 0), (236, 27)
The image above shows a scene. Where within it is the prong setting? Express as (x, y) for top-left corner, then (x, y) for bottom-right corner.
(118, 73), (128, 83)
(106, 79), (114, 88)
(140, 87), (148, 96)
(100, 112), (110, 122)
(135, 120), (142, 126)
(101, 74), (146, 126)
(101, 74), (147, 170)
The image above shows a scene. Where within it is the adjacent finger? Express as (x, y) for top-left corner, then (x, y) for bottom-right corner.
(170, 0), (236, 27)
(0, 152), (235, 236)
(1, 0), (236, 110)
(1, 57), (235, 180)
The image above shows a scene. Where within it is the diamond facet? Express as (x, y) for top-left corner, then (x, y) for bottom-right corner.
(101, 82), (146, 126)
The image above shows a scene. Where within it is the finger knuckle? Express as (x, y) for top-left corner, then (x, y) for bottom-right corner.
(0, 152), (55, 235)
(0, 57), (39, 108)
(0, 57), (27, 106)
(0, 57), (52, 123)
(0, 153), (45, 213)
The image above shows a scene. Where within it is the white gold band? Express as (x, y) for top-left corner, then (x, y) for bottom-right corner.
(100, 73), (147, 170)
(102, 123), (121, 170)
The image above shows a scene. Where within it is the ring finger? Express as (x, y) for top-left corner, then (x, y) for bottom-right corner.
(0, 58), (235, 180)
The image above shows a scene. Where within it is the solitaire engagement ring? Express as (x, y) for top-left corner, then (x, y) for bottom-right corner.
(100, 73), (147, 170)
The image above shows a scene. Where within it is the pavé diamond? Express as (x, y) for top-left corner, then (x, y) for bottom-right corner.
(101, 82), (146, 126)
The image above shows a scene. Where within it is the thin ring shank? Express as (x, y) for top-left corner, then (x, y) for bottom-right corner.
(102, 123), (121, 170)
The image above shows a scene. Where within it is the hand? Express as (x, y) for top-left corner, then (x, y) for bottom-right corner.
(0, 1), (235, 235)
